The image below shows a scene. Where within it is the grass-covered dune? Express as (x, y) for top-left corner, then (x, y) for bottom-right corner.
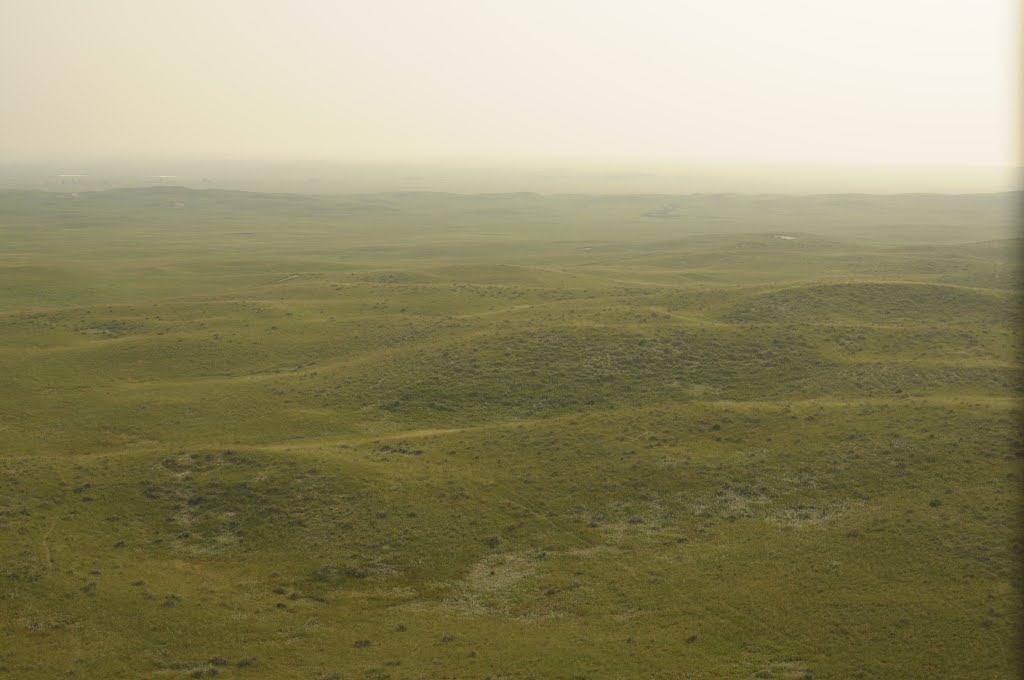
(0, 188), (1020, 678)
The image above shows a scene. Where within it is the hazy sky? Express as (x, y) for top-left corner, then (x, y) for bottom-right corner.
(1, 0), (1017, 168)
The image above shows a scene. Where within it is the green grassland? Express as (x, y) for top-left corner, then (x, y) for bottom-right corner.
(0, 187), (1020, 679)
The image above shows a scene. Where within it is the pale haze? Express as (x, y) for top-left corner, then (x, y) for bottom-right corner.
(1, 0), (1018, 191)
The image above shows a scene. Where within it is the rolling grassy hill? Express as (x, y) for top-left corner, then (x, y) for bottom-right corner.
(0, 188), (1020, 678)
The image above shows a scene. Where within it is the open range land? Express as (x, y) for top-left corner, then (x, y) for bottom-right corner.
(0, 188), (1020, 679)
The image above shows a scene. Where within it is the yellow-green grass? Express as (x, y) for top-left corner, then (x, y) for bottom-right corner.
(0, 188), (1020, 678)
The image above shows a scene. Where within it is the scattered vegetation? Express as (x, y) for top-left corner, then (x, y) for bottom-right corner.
(0, 188), (1020, 678)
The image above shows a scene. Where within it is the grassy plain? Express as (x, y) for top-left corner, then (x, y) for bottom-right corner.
(0, 187), (1020, 679)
